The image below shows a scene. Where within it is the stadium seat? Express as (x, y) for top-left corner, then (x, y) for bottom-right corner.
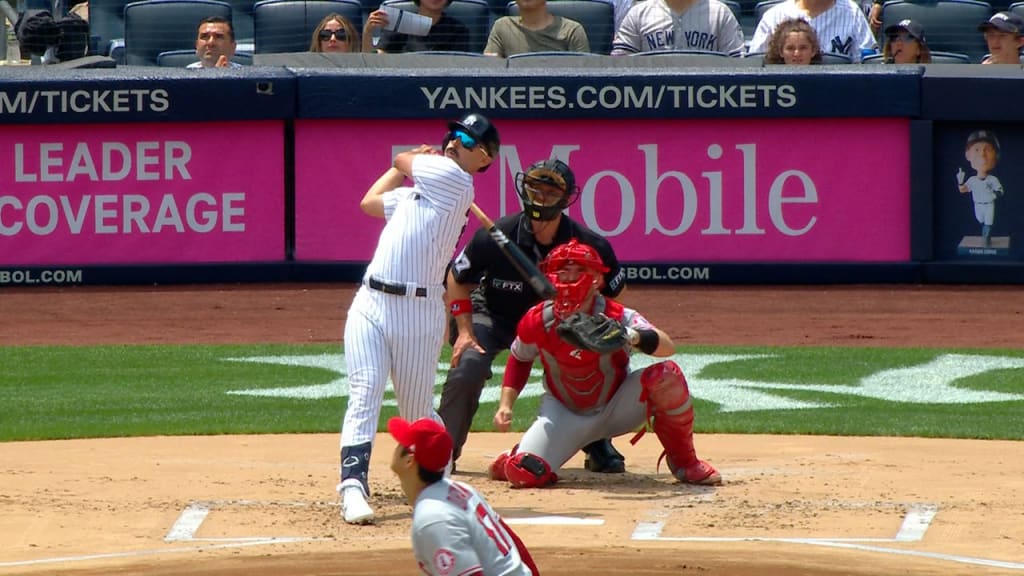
(88, 0), (137, 57)
(507, 0), (614, 54)
(880, 0), (992, 63)
(123, 0), (232, 66)
(253, 0), (363, 53)
(381, 0), (491, 53)
(156, 47), (252, 64)
(1010, 1), (1024, 18)
(225, 0), (256, 43)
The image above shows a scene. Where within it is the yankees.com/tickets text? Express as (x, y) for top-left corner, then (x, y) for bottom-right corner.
(421, 84), (797, 111)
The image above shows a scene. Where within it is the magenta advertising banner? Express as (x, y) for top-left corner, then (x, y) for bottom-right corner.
(295, 118), (910, 263)
(0, 122), (284, 266)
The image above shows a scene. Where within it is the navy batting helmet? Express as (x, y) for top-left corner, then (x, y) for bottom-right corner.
(446, 113), (500, 159)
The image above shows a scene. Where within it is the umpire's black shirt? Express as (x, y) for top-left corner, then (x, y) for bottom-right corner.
(450, 213), (626, 332)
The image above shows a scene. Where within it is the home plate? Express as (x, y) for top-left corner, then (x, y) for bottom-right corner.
(504, 516), (604, 526)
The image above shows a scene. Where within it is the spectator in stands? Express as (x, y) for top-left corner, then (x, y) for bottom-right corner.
(311, 13), (360, 52)
(69, 0), (89, 22)
(363, 0), (471, 53)
(748, 0), (876, 62)
(979, 12), (1024, 65)
(867, 0), (882, 36)
(764, 17), (821, 64)
(611, 0), (744, 56)
(188, 16), (241, 68)
(484, 0), (590, 57)
(882, 19), (930, 64)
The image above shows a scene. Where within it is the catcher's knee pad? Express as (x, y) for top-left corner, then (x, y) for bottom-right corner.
(640, 360), (690, 414)
(504, 452), (558, 488)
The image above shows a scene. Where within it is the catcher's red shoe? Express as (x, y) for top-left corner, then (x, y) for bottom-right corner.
(677, 459), (722, 485)
(489, 451), (511, 481)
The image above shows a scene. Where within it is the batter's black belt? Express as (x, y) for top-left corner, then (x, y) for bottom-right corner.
(367, 276), (427, 298)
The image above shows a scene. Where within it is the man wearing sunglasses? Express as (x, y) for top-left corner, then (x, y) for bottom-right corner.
(440, 157), (629, 477)
(338, 113), (500, 525)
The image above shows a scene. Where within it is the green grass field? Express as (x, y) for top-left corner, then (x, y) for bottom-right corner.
(2, 343), (1023, 442)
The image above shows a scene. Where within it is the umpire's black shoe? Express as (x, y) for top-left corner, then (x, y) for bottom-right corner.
(583, 438), (626, 473)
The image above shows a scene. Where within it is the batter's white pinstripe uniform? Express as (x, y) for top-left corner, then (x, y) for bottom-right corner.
(748, 0), (876, 61)
(341, 153), (474, 476)
(612, 0), (745, 55)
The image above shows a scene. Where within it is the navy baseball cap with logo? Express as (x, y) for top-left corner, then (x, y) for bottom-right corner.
(979, 11), (1024, 35)
(966, 130), (1001, 155)
(388, 417), (452, 473)
(885, 19), (926, 43)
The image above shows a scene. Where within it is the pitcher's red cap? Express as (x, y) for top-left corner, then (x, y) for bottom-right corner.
(388, 417), (452, 473)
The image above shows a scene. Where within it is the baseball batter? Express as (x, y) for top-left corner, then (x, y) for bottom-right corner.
(339, 113), (501, 525)
(957, 130), (1004, 248)
(611, 0), (745, 56)
(488, 240), (721, 488)
(748, 0), (876, 61)
(388, 416), (538, 576)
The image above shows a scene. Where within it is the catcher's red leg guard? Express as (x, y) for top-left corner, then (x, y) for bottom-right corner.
(503, 451), (558, 488)
(640, 361), (721, 486)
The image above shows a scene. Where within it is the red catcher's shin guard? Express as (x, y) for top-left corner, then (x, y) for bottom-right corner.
(639, 361), (721, 485)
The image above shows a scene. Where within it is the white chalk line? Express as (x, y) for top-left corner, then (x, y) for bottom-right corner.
(632, 502), (1024, 571)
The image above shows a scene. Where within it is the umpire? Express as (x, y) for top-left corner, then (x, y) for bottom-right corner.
(440, 158), (628, 473)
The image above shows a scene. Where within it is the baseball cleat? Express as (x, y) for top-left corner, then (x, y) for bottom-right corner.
(677, 460), (722, 486)
(341, 486), (375, 525)
(582, 438), (626, 473)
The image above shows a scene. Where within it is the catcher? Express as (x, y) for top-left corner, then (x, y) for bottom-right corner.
(489, 239), (721, 488)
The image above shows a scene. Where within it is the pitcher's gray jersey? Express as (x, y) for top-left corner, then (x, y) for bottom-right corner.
(748, 0), (876, 61)
(612, 0), (744, 55)
(413, 479), (533, 576)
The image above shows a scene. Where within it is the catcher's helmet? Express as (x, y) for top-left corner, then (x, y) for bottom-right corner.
(515, 158), (579, 221)
(542, 239), (608, 318)
(966, 130), (1000, 157)
(446, 112), (501, 159)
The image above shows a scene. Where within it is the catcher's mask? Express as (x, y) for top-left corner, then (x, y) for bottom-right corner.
(443, 112), (501, 171)
(541, 239), (609, 318)
(514, 158), (578, 221)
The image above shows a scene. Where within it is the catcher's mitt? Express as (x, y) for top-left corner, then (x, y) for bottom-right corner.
(556, 312), (630, 354)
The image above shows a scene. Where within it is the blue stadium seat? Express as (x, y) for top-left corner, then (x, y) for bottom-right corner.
(123, 0), (232, 65)
(507, 0), (614, 54)
(880, 0), (992, 63)
(88, 0), (137, 57)
(156, 47), (252, 64)
(820, 51), (852, 63)
(1010, 1), (1024, 18)
(253, 0), (363, 53)
(225, 0), (256, 42)
(380, 0), (491, 53)
(753, 0), (782, 24)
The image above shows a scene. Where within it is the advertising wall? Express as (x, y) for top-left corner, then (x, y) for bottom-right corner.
(0, 121), (285, 266)
(294, 118), (910, 264)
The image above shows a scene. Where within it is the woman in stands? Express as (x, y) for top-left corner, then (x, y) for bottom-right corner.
(882, 19), (931, 64)
(310, 14), (360, 53)
(764, 18), (822, 64)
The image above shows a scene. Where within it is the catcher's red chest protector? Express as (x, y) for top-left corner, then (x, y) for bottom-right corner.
(521, 299), (631, 413)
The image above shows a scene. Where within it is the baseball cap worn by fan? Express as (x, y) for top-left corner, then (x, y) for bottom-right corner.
(885, 19), (925, 42)
(388, 417), (452, 473)
(979, 12), (1024, 35)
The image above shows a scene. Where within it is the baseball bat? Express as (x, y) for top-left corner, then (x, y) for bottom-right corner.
(469, 203), (557, 299)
